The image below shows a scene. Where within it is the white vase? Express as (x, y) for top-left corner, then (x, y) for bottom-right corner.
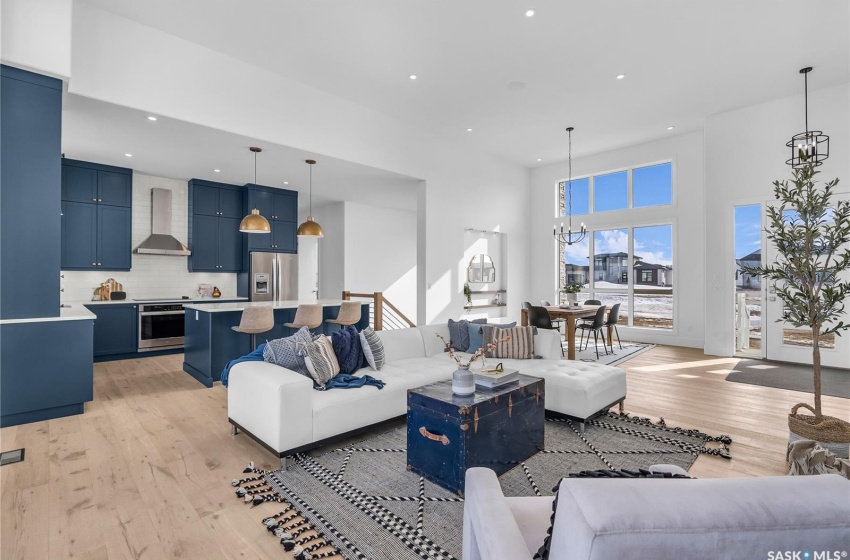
(567, 293), (578, 305)
(452, 366), (475, 396)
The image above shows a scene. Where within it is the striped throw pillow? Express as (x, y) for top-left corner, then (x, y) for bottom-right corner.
(482, 325), (535, 360)
(303, 335), (340, 389)
(359, 327), (385, 371)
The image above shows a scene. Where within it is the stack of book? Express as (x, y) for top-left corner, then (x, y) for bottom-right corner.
(474, 368), (519, 389)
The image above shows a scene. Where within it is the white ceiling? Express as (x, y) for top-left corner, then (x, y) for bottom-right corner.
(61, 93), (421, 211)
(81, 0), (849, 165)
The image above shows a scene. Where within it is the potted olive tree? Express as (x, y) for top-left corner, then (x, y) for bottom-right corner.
(742, 163), (850, 457)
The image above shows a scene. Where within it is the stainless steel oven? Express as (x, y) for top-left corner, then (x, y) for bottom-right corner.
(138, 303), (185, 351)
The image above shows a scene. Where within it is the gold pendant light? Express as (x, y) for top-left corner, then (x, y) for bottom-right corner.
(239, 147), (271, 234)
(297, 159), (324, 238)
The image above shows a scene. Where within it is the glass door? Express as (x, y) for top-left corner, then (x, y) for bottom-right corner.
(761, 203), (849, 367)
(733, 204), (763, 358)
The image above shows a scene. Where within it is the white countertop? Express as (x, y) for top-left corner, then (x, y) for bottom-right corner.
(71, 297), (249, 306)
(0, 305), (97, 325)
(183, 299), (355, 313)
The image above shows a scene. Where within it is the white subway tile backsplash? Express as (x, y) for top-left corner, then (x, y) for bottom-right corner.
(62, 173), (238, 302)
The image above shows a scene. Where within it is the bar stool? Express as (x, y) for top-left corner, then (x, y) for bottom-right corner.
(283, 303), (323, 330)
(326, 301), (362, 327)
(231, 306), (275, 350)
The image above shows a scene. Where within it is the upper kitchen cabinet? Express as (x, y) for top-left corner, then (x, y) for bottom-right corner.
(192, 182), (243, 218)
(244, 185), (298, 253)
(61, 159), (132, 207)
(60, 159), (133, 271)
(188, 179), (245, 272)
(1, 65), (63, 319)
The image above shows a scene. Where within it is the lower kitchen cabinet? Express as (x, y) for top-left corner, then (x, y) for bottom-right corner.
(85, 304), (138, 356)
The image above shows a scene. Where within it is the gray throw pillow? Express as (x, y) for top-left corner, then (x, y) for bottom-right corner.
(360, 327), (385, 371)
(447, 318), (470, 352)
(262, 326), (315, 376)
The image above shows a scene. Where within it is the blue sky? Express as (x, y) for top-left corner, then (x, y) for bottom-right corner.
(734, 204), (761, 258)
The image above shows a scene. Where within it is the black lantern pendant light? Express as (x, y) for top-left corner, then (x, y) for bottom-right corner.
(297, 159), (324, 238)
(786, 67), (829, 168)
(240, 147), (271, 233)
(554, 127), (587, 246)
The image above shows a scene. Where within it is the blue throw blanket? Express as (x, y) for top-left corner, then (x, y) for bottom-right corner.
(324, 373), (385, 390)
(221, 342), (266, 387)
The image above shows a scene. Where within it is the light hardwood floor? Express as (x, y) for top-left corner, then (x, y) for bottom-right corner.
(1, 346), (846, 559)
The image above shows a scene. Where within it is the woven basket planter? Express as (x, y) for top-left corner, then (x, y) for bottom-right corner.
(788, 403), (850, 459)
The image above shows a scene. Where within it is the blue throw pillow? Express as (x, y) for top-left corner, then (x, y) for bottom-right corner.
(263, 326), (315, 376)
(331, 325), (365, 375)
(448, 318), (470, 352)
(467, 321), (517, 352)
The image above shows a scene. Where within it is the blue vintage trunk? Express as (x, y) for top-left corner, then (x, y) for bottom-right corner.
(406, 374), (545, 496)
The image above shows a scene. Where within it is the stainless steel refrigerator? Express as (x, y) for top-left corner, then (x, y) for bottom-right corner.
(248, 252), (298, 302)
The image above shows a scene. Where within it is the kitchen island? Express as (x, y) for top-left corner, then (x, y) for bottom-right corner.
(182, 299), (370, 387)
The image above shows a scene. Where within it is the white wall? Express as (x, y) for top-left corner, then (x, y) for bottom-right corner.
(313, 203), (345, 301)
(63, 3), (531, 325)
(704, 83), (850, 357)
(0, 0), (72, 78)
(61, 173), (237, 302)
(343, 202), (417, 324)
(529, 131), (706, 348)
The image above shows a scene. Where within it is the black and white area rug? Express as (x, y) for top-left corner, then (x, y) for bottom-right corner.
(572, 342), (653, 366)
(232, 413), (731, 560)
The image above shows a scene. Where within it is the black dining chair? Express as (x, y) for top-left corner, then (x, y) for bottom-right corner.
(604, 303), (623, 351)
(578, 299), (602, 327)
(528, 306), (565, 356)
(540, 300), (565, 331)
(576, 305), (609, 359)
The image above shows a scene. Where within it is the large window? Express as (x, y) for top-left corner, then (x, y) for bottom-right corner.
(558, 162), (672, 217)
(556, 162), (675, 330)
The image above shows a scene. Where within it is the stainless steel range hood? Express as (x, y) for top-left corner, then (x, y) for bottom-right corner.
(133, 188), (191, 256)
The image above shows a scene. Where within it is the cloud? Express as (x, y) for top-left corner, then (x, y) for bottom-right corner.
(594, 229), (628, 254)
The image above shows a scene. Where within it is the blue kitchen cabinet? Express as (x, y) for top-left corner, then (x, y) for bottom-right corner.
(218, 217), (243, 270)
(86, 304), (138, 356)
(245, 185), (298, 253)
(1, 65), (62, 319)
(273, 220), (297, 252)
(98, 170), (133, 207)
(60, 159), (133, 271)
(191, 214), (219, 270)
(62, 159), (132, 207)
(62, 201), (98, 269)
(98, 205), (132, 270)
(61, 165), (98, 203)
(192, 185), (221, 217)
(188, 179), (245, 272)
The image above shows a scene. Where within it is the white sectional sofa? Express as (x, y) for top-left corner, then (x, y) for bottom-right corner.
(227, 323), (627, 463)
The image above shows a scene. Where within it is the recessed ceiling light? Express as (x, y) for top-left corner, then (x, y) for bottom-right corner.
(466, 128), (473, 132)
(283, 181), (289, 185)
(214, 169), (221, 173)
(616, 74), (626, 80)
(409, 74), (417, 80)
(525, 9), (536, 17)
(124, 153), (133, 157)
(147, 116), (157, 121)
(667, 126), (675, 131)
(537, 158), (542, 162)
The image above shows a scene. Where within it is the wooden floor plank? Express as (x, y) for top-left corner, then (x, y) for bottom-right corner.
(2, 344), (848, 559)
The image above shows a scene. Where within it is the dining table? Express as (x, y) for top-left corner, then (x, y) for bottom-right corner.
(520, 305), (611, 360)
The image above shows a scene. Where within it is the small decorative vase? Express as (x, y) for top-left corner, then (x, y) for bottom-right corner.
(567, 293), (578, 305)
(212, 286), (221, 298)
(452, 366), (475, 396)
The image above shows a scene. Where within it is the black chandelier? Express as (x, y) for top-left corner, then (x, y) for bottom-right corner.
(554, 127), (587, 246)
(786, 67), (829, 168)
